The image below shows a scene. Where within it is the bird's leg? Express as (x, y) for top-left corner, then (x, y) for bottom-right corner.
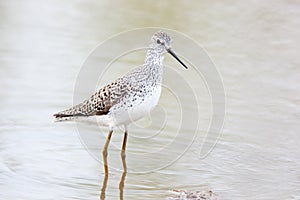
(102, 130), (113, 175)
(120, 131), (128, 172)
(119, 130), (128, 200)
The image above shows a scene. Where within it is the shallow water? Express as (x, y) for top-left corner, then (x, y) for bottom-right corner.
(0, 1), (300, 199)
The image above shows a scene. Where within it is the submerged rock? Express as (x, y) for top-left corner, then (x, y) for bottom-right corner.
(167, 189), (219, 200)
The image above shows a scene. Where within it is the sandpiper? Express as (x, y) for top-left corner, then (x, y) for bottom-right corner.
(53, 31), (188, 173)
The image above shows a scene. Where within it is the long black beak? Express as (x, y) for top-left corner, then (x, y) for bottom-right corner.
(167, 48), (188, 69)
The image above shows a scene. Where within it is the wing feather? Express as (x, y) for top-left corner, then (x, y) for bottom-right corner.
(53, 78), (127, 120)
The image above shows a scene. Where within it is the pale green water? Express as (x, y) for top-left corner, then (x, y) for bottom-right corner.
(0, 1), (300, 200)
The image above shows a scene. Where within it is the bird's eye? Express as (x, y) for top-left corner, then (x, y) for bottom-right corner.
(157, 39), (165, 46)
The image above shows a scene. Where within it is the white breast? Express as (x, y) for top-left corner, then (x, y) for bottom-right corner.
(107, 86), (162, 127)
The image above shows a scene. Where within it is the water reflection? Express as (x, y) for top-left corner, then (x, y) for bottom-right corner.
(99, 162), (127, 200)
(119, 172), (127, 200)
(100, 130), (128, 199)
(100, 174), (108, 200)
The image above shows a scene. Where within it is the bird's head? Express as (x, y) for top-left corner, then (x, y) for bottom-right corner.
(150, 31), (188, 69)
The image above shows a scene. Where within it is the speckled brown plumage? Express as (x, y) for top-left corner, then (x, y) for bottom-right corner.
(53, 78), (127, 119)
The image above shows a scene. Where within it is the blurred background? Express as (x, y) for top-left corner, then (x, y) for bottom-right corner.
(0, 0), (299, 199)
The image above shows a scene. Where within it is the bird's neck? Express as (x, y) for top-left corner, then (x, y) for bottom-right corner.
(142, 48), (164, 86)
(144, 48), (165, 67)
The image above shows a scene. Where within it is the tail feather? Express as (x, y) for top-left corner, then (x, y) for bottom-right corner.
(53, 100), (90, 121)
(53, 99), (109, 121)
(53, 113), (85, 118)
(54, 86), (114, 121)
